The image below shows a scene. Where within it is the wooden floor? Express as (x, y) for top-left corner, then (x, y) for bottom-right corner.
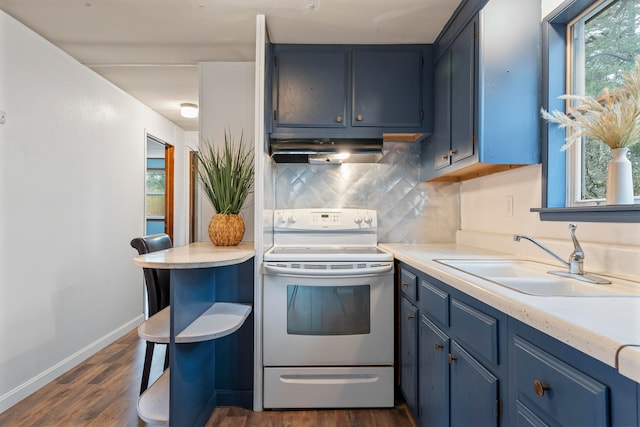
(0, 329), (415, 427)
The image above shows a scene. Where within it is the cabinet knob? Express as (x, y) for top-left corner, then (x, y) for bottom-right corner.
(448, 353), (457, 363)
(401, 281), (409, 288)
(435, 342), (444, 350)
(449, 149), (457, 156)
(533, 380), (550, 397)
(356, 114), (364, 121)
(407, 314), (415, 320)
(441, 154), (448, 160)
(336, 115), (343, 123)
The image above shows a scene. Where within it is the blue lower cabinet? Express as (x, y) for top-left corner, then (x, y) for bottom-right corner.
(509, 319), (639, 427)
(512, 335), (608, 427)
(400, 297), (419, 419)
(410, 264), (505, 427)
(449, 341), (499, 427)
(402, 261), (640, 426)
(419, 316), (449, 427)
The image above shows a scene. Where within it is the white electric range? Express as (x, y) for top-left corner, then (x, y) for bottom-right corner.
(262, 208), (395, 409)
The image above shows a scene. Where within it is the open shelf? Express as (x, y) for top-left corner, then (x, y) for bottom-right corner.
(138, 306), (170, 343)
(135, 303), (251, 425)
(176, 302), (251, 343)
(137, 369), (169, 425)
(138, 303), (252, 344)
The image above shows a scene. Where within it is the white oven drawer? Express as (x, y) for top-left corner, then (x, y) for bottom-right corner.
(263, 367), (394, 409)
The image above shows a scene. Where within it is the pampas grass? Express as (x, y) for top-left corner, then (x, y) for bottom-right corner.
(541, 57), (640, 151)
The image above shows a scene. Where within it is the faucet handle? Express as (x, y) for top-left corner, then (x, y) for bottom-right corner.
(567, 223), (584, 274)
(568, 223), (583, 255)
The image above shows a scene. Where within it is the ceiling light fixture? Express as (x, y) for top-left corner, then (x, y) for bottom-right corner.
(180, 103), (198, 118)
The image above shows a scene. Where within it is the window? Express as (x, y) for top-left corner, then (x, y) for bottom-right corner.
(537, 0), (640, 222)
(567, 0), (639, 205)
(146, 158), (166, 235)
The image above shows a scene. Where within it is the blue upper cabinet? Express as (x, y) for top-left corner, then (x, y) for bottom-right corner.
(274, 48), (348, 129)
(421, 0), (541, 182)
(352, 48), (424, 128)
(430, 19), (477, 173)
(270, 44), (433, 140)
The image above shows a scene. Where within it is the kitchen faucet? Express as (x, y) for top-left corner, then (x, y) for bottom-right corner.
(513, 224), (610, 284)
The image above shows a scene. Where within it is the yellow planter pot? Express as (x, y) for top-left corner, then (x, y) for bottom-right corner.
(208, 213), (245, 246)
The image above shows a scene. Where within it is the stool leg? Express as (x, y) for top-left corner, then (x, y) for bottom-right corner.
(140, 341), (155, 394)
(163, 344), (169, 370)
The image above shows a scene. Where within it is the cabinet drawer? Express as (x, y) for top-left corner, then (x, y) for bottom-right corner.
(420, 280), (449, 327)
(450, 299), (498, 364)
(513, 335), (608, 427)
(399, 268), (417, 301)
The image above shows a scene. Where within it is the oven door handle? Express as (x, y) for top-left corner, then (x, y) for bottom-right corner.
(263, 262), (393, 276)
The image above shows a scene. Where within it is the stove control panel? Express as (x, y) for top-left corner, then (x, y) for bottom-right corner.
(274, 208), (377, 231)
(312, 212), (342, 224)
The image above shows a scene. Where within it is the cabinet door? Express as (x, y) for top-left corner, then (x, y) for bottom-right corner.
(450, 18), (476, 164)
(274, 50), (347, 128)
(419, 316), (449, 427)
(352, 49), (423, 128)
(450, 341), (499, 427)
(512, 335), (608, 427)
(432, 50), (452, 170)
(400, 297), (419, 419)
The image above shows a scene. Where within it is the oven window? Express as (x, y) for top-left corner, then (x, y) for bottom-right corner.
(286, 284), (370, 335)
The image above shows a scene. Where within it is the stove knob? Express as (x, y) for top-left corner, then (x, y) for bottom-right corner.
(288, 214), (297, 224)
(354, 216), (363, 224)
(364, 215), (373, 224)
(278, 213), (287, 224)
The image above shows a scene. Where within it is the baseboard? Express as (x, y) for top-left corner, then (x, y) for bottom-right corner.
(215, 390), (254, 409)
(0, 315), (144, 413)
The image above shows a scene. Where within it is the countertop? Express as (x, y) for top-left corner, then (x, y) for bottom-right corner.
(132, 241), (255, 269)
(379, 243), (640, 383)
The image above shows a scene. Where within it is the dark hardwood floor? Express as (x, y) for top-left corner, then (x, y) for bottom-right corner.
(0, 329), (415, 426)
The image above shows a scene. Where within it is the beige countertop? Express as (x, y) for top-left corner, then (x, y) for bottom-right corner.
(379, 243), (640, 383)
(132, 241), (255, 269)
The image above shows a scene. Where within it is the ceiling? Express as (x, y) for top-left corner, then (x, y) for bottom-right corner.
(0, 0), (461, 131)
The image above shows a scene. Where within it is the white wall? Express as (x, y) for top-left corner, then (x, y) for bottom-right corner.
(542, 0), (564, 16)
(197, 62), (256, 242)
(0, 11), (188, 411)
(458, 165), (640, 281)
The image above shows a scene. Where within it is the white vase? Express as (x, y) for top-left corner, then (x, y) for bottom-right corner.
(606, 147), (635, 205)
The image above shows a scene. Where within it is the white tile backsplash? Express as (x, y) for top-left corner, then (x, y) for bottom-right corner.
(274, 140), (459, 243)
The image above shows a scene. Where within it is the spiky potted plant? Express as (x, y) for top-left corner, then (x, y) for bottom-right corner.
(195, 131), (255, 245)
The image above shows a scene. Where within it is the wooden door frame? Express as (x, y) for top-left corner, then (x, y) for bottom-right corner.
(164, 144), (175, 241)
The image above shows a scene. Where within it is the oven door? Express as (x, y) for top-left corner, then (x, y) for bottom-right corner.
(263, 262), (394, 366)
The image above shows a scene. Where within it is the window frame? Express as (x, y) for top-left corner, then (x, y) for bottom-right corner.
(533, 0), (639, 222)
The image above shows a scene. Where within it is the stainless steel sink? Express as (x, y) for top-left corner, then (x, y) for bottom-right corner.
(434, 259), (640, 297)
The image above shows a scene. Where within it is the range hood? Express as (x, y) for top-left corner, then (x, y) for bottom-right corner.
(270, 138), (383, 164)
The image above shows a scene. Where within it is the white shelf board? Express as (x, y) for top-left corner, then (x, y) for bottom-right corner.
(137, 369), (169, 425)
(176, 302), (252, 343)
(138, 306), (170, 343)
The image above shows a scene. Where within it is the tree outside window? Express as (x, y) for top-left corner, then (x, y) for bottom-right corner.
(146, 168), (166, 217)
(574, 0), (640, 200)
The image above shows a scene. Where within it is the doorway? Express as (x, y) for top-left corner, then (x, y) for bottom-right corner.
(146, 135), (174, 241)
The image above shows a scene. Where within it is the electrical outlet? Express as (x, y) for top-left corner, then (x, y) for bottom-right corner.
(0, 111), (5, 125)
(505, 195), (514, 217)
